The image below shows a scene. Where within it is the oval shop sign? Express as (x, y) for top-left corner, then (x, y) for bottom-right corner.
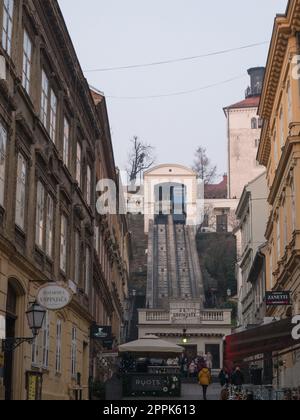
(37, 284), (72, 310)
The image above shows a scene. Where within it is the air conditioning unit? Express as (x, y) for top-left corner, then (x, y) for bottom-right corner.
(0, 55), (6, 80)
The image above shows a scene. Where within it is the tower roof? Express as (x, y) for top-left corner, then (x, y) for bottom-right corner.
(224, 96), (260, 113)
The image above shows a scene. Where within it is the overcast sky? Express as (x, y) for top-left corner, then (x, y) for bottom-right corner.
(58, 0), (287, 179)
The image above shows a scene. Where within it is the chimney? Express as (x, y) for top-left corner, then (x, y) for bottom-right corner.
(245, 67), (265, 98)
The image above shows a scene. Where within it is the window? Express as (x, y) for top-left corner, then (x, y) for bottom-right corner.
(255, 139), (260, 148)
(86, 165), (92, 206)
(40, 70), (49, 127)
(71, 326), (77, 377)
(42, 311), (49, 368)
(258, 118), (263, 129)
(60, 214), (68, 273)
(55, 319), (62, 373)
(76, 142), (82, 187)
(22, 29), (32, 94)
(45, 195), (54, 258)
(277, 217), (281, 260)
(63, 118), (70, 167)
(15, 153), (27, 230)
(216, 214), (228, 233)
(85, 247), (91, 295)
(74, 231), (80, 285)
(49, 90), (57, 143)
(2, 0), (14, 56)
(0, 123), (7, 206)
(251, 118), (257, 129)
(279, 108), (284, 148)
(36, 181), (45, 248)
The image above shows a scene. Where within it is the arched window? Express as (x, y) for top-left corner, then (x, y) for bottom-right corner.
(251, 118), (258, 129)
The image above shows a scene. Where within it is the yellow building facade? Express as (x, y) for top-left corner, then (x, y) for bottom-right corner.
(258, 0), (300, 387)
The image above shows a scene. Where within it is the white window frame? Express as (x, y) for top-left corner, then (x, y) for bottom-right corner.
(71, 326), (77, 378)
(35, 181), (45, 248)
(74, 230), (80, 286)
(55, 319), (62, 374)
(0, 122), (7, 207)
(85, 246), (90, 295)
(40, 70), (49, 128)
(63, 117), (70, 167)
(22, 29), (32, 94)
(42, 311), (50, 368)
(45, 194), (54, 258)
(49, 90), (57, 143)
(60, 214), (68, 273)
(15, 153), (27, 230)
(2, 0), (14, 56)
(86, 165), (92, 206)
(76, 142), (82, 187)
(277, 216), (281, 261)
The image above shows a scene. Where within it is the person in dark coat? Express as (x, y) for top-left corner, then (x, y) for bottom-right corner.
(218, 369), (229, 387)
(231, 367), (244, 390)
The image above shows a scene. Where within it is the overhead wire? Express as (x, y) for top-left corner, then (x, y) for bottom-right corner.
(84, 41), (268, 73)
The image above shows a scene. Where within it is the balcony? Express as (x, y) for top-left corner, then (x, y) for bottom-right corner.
(139, 309), (232, 326)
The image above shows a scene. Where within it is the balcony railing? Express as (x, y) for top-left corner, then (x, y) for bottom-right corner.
(140, 309), (231, 325)
(146, 311), (170, 322)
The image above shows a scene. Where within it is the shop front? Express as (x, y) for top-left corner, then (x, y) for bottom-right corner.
(119, 335), (183, 398)
(224, 317), (300, 394)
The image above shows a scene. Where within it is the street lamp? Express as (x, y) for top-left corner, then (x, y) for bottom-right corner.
(1, 302), (46, 352)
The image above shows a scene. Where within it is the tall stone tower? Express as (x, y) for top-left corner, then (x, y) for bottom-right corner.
(224, 67), (265, 199)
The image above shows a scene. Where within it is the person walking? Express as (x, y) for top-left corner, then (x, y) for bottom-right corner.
(218, 369), (228, 387)
(231, 366), (245, 391)
(198, 366), (212, 400)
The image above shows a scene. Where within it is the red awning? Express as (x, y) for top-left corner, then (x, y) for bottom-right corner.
(224, 318), (300, 367)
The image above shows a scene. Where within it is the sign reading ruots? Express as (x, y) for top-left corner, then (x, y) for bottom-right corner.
(265, 291), (291, 307)
(37, 285), (72, 311)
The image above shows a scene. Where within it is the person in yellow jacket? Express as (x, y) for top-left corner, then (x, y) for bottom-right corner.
(198, 366), (212, 400)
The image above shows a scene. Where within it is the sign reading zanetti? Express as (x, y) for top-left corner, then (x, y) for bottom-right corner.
(37, 284), (72, 311)
(265, 291), (291, 307)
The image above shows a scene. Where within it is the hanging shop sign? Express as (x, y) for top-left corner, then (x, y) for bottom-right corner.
(91, 325), (113, 349)
(265, 291), (291, 306)
(37, 284), (72, 311)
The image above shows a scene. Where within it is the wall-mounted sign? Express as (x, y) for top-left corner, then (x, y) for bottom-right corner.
(91, 325), (113, 349)
(37, 284), (72, 311)
(265, 291), (291, 306)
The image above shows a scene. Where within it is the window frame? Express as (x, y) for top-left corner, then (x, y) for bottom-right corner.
(15, 152), (28, 231)
(0, 121), (8, 207)
(22, 28), (33, 95)
(60, 213), (68, 274)
(1, 0), (14, 56)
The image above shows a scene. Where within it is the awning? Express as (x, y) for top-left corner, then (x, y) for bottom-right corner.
(224, 318), (300, 366)
(119, 335), (183, 356)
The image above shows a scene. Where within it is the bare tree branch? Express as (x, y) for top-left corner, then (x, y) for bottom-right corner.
(127, 136), (156, 184)
(193, 146), (217, 185)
